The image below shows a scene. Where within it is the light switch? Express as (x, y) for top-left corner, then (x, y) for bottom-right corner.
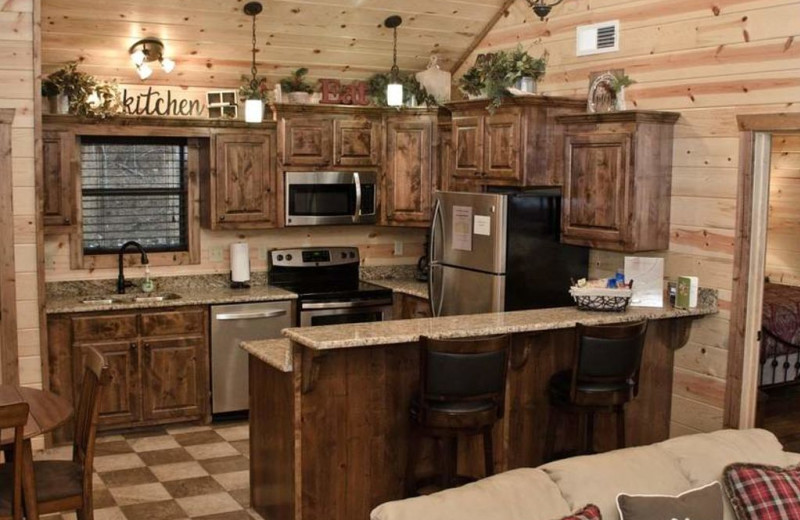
(210, 246), (224, 263)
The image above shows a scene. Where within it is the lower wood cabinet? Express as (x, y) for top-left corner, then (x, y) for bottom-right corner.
(394, 293), (432, 320)
(49, 306), (210, 437)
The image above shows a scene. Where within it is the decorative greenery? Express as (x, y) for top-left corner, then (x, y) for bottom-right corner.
(42, 62), (120, 118)
(366, 72), (438, 108)
(609, 72), (636, 93)
(458, 45), (547, 112)
(239, 75), (270, 101)
(279, 68), (315, 94)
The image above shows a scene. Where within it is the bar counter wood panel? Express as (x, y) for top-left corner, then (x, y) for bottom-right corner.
(249, 317), (696, 520)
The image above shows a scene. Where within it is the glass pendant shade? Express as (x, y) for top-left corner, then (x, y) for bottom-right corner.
(245, 99), (264, 123)
(131, 49), (146, 66)
(137, 63), (153, 80)
(160, 58), (175, 73)
(387, 82), (403, 107)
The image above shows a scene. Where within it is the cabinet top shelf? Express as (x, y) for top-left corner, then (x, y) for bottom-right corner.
(557, 110), (681, 125)
(446, 95), (587, 111)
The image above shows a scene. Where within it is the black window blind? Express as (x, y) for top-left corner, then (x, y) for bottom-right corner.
(81, 136), (188, 255)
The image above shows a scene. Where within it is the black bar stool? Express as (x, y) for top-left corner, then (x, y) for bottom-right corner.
(405, 334), (510, 496)
(544, 320), (648, 461)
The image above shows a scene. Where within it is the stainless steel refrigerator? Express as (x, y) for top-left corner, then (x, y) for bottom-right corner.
(429, 189), (589, 317)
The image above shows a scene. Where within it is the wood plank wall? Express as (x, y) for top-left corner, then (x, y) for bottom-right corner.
(456, 0), (800, 435)
(766, 134), (800, 287)
(1, 0), (41, 389)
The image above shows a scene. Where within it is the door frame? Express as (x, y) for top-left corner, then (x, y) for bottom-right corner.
(725, 113), (800, 428)
(0, 109), (18, 384)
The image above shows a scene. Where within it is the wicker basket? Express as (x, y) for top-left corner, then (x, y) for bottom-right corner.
(569, 287), (633, 312)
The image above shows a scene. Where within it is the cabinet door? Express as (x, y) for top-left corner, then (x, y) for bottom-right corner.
(214, 132), (277, 226)
(42, 131), (74, 229)
(281, 118), (332, 166)
(333, 119), (380, 166)
(452, 116), (483, 180)
(74, 342), (141, 428)
(483, 112), (522, 183)
(384, 118), (433, 225)
(141, 336), (208, 422)
(562, 133), (631, 246)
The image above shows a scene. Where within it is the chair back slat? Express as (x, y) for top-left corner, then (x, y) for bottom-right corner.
(420, 335), (510, 406)
(72, 347), (110, 484)
(572, 320), (648, 398)
(0, 401), (29, 520)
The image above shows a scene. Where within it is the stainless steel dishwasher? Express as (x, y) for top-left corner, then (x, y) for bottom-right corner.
(210, 300), (293, 414)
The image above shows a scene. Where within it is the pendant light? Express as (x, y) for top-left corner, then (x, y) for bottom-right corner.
(244, 2), (264, 123)
(385, 16), (403, 107)
(524, 0), (565, 20)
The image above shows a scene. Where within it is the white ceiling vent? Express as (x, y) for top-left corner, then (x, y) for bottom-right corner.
(576, 20), (620, 56)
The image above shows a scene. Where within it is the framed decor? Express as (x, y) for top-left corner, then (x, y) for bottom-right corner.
(207, 90), (238, 119)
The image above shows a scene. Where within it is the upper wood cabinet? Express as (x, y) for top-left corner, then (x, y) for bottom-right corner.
(333, 119), (381, 167)
(558, 111), (680, 252)
(446, 97), (585, 191)
(280, 118), (332, 166)
(42, 130), (75, 231)
(382, 114), (436, 226)
(202, 130), (278, 229)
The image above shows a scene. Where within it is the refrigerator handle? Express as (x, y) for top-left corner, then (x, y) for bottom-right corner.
(428, 264), (444, 318)
(429, 198), (444, 264)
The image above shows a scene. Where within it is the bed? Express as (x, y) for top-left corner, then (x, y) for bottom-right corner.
(760, 282), (800, 387)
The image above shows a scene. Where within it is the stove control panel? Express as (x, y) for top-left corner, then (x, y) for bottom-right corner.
(270, 247), (359, 268)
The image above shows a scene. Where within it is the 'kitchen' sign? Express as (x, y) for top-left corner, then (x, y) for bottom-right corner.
(122, 87), (206, 117)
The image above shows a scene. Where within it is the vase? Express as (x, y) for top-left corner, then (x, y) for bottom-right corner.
(614, 86), (627, 111)
(47, 94), (70, 115)
(287, 92), (311, 104)
(514, 76), (537, 94)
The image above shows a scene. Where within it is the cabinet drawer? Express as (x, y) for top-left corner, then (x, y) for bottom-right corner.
(141, 308), (206, 337)
(72, 314), (138, 342)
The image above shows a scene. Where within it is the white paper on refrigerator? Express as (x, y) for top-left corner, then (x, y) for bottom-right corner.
(624, 256), (664, 307)
(473, 215), (491, 236)
(451, 205), (473, 251)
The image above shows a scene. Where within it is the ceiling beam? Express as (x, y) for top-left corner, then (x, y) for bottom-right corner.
(450, 0), (517, 75)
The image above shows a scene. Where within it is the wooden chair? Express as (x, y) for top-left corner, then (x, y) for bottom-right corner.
(0, 402), (30, 520)
(544, 320), (648, 461)
(33, 347), (110, 520)
(405, 334), (510, 496)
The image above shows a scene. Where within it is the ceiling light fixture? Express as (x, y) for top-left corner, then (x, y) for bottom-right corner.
(129, 38), (175, 80)
(524, 0), (565, 20)
(243, 1), (264, 123)
(385, 15), (403, 107)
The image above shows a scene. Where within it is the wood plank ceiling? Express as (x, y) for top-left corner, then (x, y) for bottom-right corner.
(41, 0), (508, 88)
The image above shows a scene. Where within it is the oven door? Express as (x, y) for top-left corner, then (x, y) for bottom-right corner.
(285, 171), (377, 226)
(300, 298), (393, 327)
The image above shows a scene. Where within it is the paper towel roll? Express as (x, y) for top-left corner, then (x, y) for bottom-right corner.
(230, 242), (250, 283)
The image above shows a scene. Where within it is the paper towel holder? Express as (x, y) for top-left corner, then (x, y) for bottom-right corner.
(230, 242), (252, 289)
(230, 279), (251, 289)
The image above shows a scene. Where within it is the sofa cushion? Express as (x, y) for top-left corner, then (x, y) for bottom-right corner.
(616, 481), (723, 520)
(541, 445), (691, 520)
(370, 468), (572, 520)
(723, 463), (800, 520)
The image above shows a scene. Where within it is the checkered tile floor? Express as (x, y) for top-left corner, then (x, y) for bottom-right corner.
(35, 421), (259, 520)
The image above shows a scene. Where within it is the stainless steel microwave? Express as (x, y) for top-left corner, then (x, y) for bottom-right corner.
(284, 171), (377, 226)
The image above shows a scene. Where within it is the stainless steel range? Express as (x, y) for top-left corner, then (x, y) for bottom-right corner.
(269, 247), (393, 326)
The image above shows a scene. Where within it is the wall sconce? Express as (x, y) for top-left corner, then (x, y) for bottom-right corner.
(384, 15), (403, 107)
(129, 38), (175, 80)
(524, 0), (565, 20)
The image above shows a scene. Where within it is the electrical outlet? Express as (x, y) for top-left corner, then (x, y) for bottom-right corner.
(393, 240), (404, 256)
(210, 246), (225, 263)
(44, 249), (56, 269)
(258, 245), (269, 261)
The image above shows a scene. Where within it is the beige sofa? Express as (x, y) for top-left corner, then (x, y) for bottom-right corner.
(371, 429), (800, 520)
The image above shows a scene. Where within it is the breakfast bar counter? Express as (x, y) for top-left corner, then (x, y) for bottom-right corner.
(243, 299), (717, 520)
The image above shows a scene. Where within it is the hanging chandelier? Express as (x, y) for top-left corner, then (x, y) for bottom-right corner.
(384, 15), (403, 107)
(524, 0), (565, 21)
(243, 1), (264, 123)
(129, 38), (175, 80)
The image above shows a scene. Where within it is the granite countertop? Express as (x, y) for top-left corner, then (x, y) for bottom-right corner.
(367, 279), (428, 299)
(240, 338), (293, 372)
(281, 302), (717, 351)
(46, 285), (298, 314)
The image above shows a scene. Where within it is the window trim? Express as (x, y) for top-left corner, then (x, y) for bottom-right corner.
(70, 133), (202, 270)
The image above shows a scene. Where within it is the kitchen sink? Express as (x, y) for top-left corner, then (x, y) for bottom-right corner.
(79, 292), (183, 304)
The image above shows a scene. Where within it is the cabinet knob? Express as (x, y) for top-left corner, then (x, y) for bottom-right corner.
(219, 215), (226, 221)
(64, 217), (71, 224)
(144, 343), (150, 349)
(130, 342), (137, 350)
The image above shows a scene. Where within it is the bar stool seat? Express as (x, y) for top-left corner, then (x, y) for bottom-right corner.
(405, 334), (510, 496)
(549, 370), (632, 405)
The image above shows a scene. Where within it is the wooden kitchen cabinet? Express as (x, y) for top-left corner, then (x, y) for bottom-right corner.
(446, 97), (585, 191)
(48, 306), (210, 437)
(382, 114), (436, 226)
(558, 111), (680, 252)
(333, 118), (381, 167)
(280, 118), (332, 166)
(202, 130), (277, 230)
(394, 293), (432, 320)
(42, 130), (75, 232)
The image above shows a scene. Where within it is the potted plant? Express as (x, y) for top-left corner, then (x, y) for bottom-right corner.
(279, 68), (315, 103)
(42, 62), (98, 115)
(458, 66), (485, 99)
(508, 45), (546, 94)
(609, 73), (636, 111)
(458, 46), (547, 111)
(366, 72), (438, 108)
(239, 75), (270, 102)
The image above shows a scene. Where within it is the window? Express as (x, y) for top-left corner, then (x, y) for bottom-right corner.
(81, 136), (188, 255)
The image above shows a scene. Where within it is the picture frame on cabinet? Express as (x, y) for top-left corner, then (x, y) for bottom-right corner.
(587, 69), (623, 113)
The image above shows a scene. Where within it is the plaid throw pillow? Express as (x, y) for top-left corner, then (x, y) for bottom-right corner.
(723, 463), (800, 520)
(559, 504), (602, 520)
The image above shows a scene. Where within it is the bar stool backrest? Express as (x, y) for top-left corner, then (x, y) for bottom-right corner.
(72, 347), (111, 485)
(572, 320), (648, 400)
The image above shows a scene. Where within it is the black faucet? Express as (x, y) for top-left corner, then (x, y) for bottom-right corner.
(117, 241), (149, 294)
